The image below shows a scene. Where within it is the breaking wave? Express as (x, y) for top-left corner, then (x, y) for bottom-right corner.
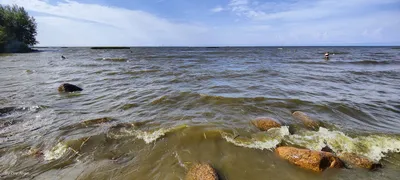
(286, 127), (400, 162)
(222, 126), (400, 162)
(43, 143), (69, 161)
(40, 123), (400, 164)
(222, 126), (290, 150)
(121, 124), (188, 144)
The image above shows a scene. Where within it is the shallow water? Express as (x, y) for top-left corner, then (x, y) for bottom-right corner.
(0, 47), (400, 179)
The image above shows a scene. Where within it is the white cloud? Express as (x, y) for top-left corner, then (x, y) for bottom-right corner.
(228, 0), (400, 21)
(0, 0), (208, 46)
(223, 0), (400, 45)
(211, 6), (224, 13)
(228, 0), (265, 18)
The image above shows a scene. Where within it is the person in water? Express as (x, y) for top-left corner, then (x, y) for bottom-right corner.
(325, 52), (329, 59)
(61, 55), (66, 59)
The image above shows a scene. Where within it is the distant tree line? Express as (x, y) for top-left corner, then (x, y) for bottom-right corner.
(0, 4), (37, 53)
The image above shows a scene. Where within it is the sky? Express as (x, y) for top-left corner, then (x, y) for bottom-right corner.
(0, 0), (399, 46)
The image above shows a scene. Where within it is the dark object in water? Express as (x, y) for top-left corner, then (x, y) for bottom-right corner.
(61, 55), (66, 59)
(321, 146), (334, 153)
(321, 140), (334, 153)
(0, 107), (16, 117)
(58, 83), (83, 93)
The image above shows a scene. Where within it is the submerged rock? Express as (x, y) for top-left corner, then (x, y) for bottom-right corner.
(251, 117), (281, 131)
(186, 163), (219, 180)
(292, 111), (319, 130)
(58, 83), (83, 93)
(275, 146), (344, 172)
(338, 153), (382, 170)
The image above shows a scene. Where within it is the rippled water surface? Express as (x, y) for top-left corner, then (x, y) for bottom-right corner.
(1, 47), (400, 179)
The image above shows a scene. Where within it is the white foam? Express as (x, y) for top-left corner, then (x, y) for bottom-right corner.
(110, 124), (188, 144)
(43, 143), (68, 161)
(223, 126), (400, 161)
(286, 127), (400, 162)
(222, 126), (290, 150)
(134, 129), (170, 144)
(29, 105), (41, 112)
(223, 135), (281, 150)
(136, 125), (188, 144)
(355, 135), (400, 161)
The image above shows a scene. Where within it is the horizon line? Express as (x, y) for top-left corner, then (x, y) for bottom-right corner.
(34, 45), (400, 48)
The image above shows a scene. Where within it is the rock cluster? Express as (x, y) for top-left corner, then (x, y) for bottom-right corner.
(248, 112), (383, 172)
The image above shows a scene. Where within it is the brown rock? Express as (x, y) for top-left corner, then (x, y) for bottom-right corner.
(276, 146), (344, 172)
(251, 117), (281, 131)
(292, 111), (319, 129)
(186, 163), (219, 180)
(58, 83), (83, 93)
(338, 153), (382, 170)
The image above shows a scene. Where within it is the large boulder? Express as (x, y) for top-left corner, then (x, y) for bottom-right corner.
(186, 163), (219, 180)
(292, 111), (319, 129)
(251, 117), (281, 131)
(276, 146), (344, 172)
(58, 83), (83, 93)
(338, 153), (382, 170)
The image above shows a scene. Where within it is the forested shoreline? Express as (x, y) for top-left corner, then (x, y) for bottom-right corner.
(0, 4), (37, 53)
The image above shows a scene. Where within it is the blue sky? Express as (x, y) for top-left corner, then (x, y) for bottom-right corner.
(1, 0), (399, 46)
